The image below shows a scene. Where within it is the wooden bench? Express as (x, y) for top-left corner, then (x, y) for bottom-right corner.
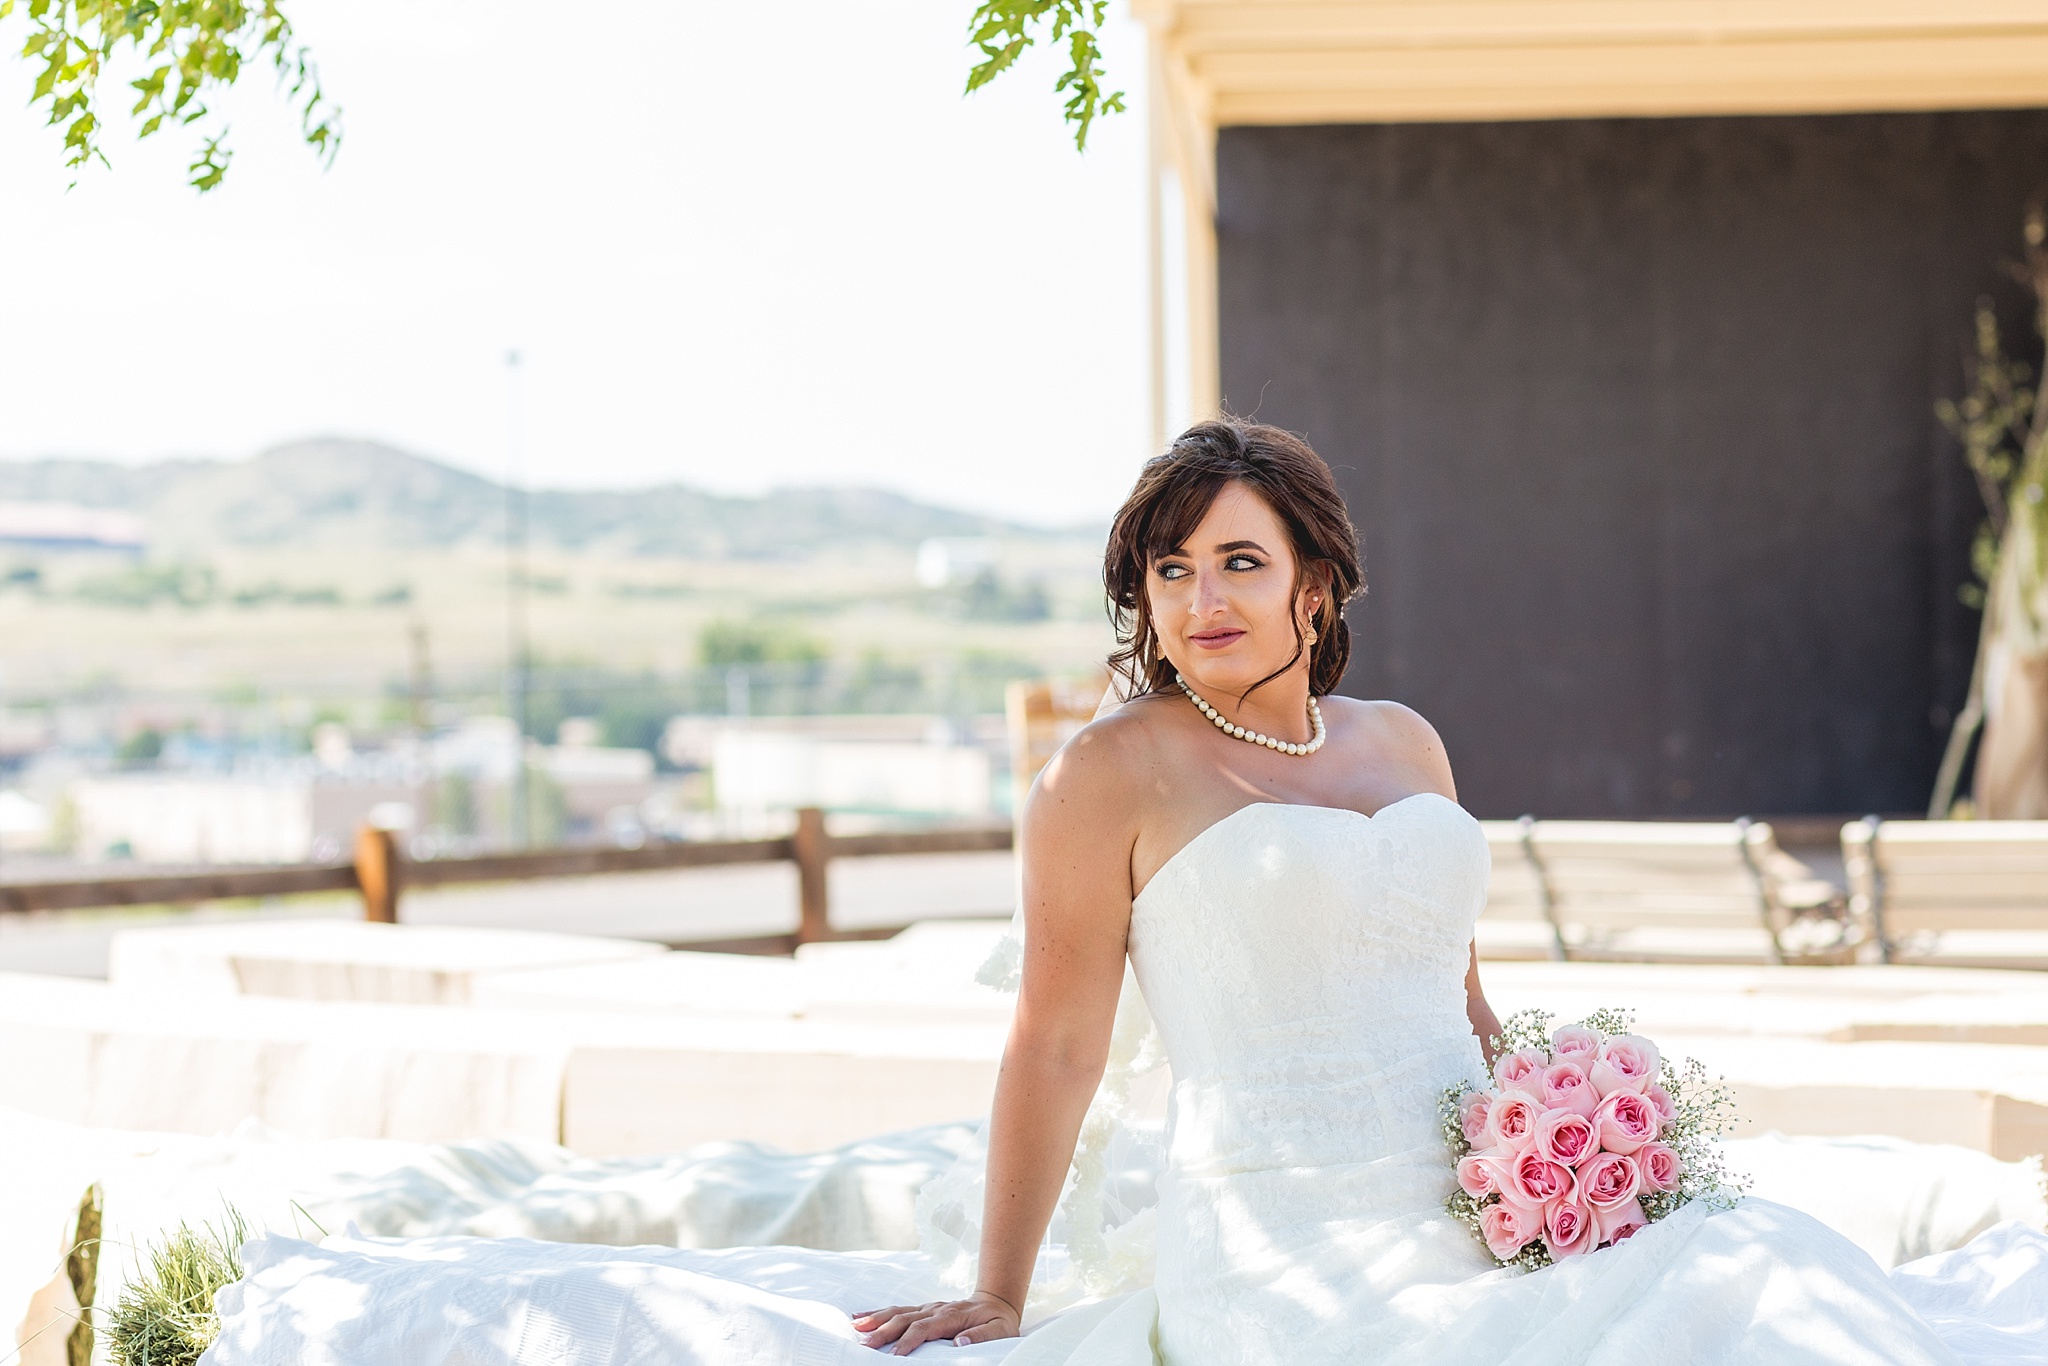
(1504, 819), (1852, 965)
(1476, 819), (1567, 960)
(1845, 818), (2048, 968)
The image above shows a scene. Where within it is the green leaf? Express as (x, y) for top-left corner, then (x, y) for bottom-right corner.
(4, 0), (342, 191)
(963, 0), (1124, 151)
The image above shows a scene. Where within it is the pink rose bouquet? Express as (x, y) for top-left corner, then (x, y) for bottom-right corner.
(1441, 1008), (1739, 1270)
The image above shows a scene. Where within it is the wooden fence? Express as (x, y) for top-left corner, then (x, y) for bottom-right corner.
(0, 808), (1015, 954)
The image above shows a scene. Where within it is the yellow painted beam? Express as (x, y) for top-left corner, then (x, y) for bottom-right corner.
(1155, 1), (2048, 52)
(1139, 0), (2048, 125)
(1194, 33), (2048, 124)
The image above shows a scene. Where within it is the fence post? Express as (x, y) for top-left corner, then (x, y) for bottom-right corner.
(793, 806), (830, 945)
(355, 825), (403, 924)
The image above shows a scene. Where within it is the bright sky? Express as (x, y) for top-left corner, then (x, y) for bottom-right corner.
(0, 1), (1152, 525)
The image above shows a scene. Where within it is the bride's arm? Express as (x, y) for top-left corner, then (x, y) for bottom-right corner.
(854, 726), (1140, 1355)
(1466, 947), (1502, 1065)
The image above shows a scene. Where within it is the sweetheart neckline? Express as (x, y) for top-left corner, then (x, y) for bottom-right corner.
(1131, 791), (1457, 904)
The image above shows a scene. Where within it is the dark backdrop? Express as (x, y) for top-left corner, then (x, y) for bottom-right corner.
(1216, 111), (2048, 818)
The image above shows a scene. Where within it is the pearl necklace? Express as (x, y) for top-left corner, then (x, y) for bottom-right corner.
(1178, 678), (1326, 756)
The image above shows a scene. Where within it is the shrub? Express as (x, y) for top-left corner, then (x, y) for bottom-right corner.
(105, 1209), (248, 1366)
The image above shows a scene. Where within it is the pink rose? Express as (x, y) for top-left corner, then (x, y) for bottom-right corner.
(1493, 1047), (1550, 1092)
(1551, 1025), (1601, 1063)
(1636, 1141), (1683, 1193)
(1484, 1092), (1543, 1153)
(1643, 1083), (1677, 1126)
(1457, 1154), (1508, 1199)
(1532, 1108), (1598, 1169)
(1594, 1090), (1660, 1155)
(1506, 1149), (1576, 1208)
(1543, 1196), (1597, 1260)
(1590, 1035), (1661, 1097)
(1594, 1197), (1649, 1245)
(1458, 1090), (1493, 1147)
(1479, 1199), (1542, 1261)
(1541, 1062), (1600, 1119)
(1577, 1151), (1641, 1209)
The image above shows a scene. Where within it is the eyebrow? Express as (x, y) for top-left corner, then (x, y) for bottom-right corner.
(1155, 538), (1270, 559)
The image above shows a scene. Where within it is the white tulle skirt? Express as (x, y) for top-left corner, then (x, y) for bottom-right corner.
(202, 1200), (2048, 1366)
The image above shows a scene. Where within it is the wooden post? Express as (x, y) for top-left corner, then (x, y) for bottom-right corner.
(355, 824), (403, 924)
(793, 806), (830, 946)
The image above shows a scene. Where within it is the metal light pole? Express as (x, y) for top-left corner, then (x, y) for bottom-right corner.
(505, 349), (531, 847)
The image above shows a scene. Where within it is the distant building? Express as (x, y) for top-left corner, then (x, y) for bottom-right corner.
(915, 537), (998, 589)
(68, 773), (416, 864)
(661, 713), (1002, 819)
(427, 715), (656, 846)
(0, 502), (145, 555)
(0, 710), (52, 764)
(63, 714), (662, 862)
(712, 731), (992, 819)
(534, 732), (655, 837)
(0, 790), (50, 851)
(660, 713), (968, 770)
(1137, 2), (2048, 817)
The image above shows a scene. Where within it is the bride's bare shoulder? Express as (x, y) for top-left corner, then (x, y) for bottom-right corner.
(1319, 696), (1456, 795)
(1320, 695), (1443, 743)
(1021, 692), (1176, 835)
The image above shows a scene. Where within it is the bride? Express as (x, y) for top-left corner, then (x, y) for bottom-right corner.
(207, 420), (2046, 1366)
(849, 418), (2043, 1365)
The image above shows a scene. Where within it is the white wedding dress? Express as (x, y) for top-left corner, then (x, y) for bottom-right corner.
(206, 795), (2048, 1366)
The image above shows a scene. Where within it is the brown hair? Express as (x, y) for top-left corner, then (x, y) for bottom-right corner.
(1105, 417), (1363, 701)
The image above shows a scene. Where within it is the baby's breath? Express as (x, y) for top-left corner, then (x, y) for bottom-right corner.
(1577, 1006), (1636, 1038)
(1488, 1007), (1559, 1057)
(1642, 1054), (1746, 1220)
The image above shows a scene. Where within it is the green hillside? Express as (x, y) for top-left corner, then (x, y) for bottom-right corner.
(0, 439), (1068, 558)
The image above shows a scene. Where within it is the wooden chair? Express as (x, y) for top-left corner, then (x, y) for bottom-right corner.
(1004, 673), (1112, 811)
(1523, 819), (1855, 965)
(1844, 818), (2048, 967)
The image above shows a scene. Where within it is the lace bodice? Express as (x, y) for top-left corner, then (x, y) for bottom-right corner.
(1128, 795), (1490, 1185)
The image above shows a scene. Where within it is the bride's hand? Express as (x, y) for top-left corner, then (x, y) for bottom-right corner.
(851, 1291), (1021, 1354)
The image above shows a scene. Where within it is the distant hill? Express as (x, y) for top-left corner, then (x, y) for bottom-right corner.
(0, 439), (1066, 558)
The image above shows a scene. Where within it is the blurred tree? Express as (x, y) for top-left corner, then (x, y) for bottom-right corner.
(432, 771), (477, 839)
(1938, 303), (2035, 614)
(962, 567), (1052, 621)
(75, 561), (216, 608)
(697, 618), (826, 668)
(843, 651), (926, 713)
(116, 726), (163, 766)
(3, 0), (338, 190)
(1929, 209), (2048, 818)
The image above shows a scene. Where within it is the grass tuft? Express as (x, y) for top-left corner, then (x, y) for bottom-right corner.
(104, 1208), (249, 1366)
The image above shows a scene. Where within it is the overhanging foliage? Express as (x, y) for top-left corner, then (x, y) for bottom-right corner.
(966, 0), (1125, 150)
(3, 0), (335, 190)
(5, 3), (1125, 193)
